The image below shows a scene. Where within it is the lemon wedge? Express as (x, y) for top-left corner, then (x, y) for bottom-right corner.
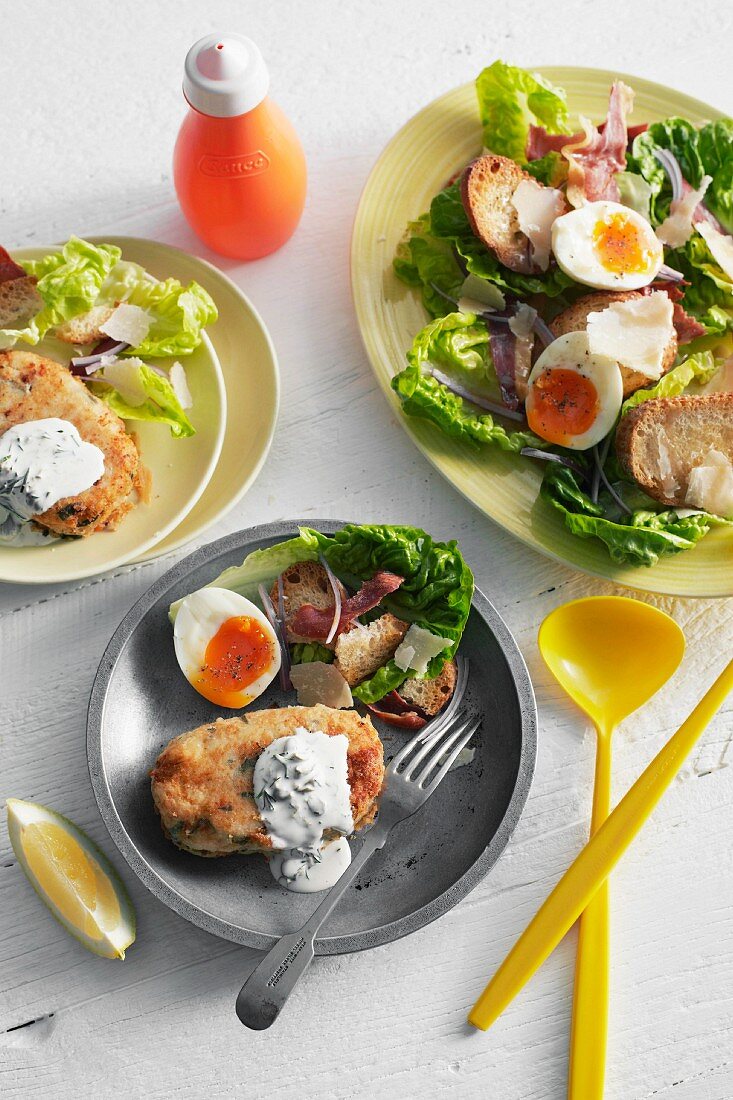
(7, 799), (136, 959)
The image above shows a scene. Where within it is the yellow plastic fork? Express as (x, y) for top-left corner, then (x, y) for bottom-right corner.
(537, 598), (684, 1099)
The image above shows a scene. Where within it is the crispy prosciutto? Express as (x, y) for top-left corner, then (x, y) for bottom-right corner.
(0, 245), (28, 284)
(526, 120), (648, 162)
(366, 690), (427, 730)
(290, 571), (404, 642)
(560, 82), (635, 207)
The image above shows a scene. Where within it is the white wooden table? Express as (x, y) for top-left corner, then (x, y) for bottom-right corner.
(2, 2), (732, 1096)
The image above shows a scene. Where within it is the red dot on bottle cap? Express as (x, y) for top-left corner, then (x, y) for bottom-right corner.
(216, 43), (224, 50)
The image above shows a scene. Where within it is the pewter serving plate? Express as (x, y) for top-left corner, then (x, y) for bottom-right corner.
(87, 520), (537, 954)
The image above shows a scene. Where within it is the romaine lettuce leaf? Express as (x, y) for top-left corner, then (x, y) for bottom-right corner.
(392, 311), (542, 451)
(291, 643), (334, 665)
(475, 61), (571, 163)
(541, 463), (726, 566)
(621, 350), (718, 413)
(99, 261), (218, 357)
(667, 235), (733, 334)
(0, 237), (122, 348)
(90, 361), (195, 438)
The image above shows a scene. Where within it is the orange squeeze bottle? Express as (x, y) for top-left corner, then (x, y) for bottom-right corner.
(173, 33), (306, 260)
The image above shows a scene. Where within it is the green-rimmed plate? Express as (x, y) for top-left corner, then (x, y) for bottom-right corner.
(351, 68), (731, 597)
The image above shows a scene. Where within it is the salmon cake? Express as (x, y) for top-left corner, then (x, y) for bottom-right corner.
(0, 350), (140, 536)
(150, 704), (385, 857)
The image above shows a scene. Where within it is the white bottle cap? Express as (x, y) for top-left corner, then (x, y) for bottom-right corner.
(183, 33), (269, 118)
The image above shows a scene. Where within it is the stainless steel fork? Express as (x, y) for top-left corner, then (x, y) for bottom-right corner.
(235, 695), (481, 1030)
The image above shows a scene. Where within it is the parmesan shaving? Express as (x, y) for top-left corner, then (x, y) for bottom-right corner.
(656, 176), (712, 248)
(685, 450), (733, 518)
(100, 303), (152, 347)
(511, 178), (566, 271)
(696, 221), (733, 282)
(289, 662), (354, 709)
(393, 625), (452, 675)
(587, 292), (674, 379)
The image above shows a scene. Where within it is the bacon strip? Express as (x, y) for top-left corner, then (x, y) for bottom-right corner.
(487, 322), (521, 410)
(366, 690), (427, 730)
(561, 82), (635, 207)
(290, 571), (404, 641)
(526, 120), (648, 162)
(0, 245), (27, 285)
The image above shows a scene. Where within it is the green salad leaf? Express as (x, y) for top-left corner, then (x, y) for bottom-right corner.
(90, 361), (195, 438)
(666, 236), (733, 335)
(541, 463), (726, 567)
(291, 643), (334, 665)
(392, 311), (542, 452)
(475, 60), (571, 163)
(0, 237), (122, 348)
(101, 261), (218, 357)
(0, 239), (217, 359)
(621, 351), (718, 413)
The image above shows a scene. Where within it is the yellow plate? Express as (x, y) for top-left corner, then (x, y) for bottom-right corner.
(352, 67), (731, 597)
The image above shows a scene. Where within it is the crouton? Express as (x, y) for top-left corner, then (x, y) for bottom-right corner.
(334, 613), (409, 687)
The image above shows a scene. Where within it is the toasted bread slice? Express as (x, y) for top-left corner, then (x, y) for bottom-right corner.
(549, 291), (678, 397)
(271, 561), (348, 648)
(334, 613), (409, 688)
(55, 304), (117, 345)
(615, 393), (733, 510)
(399, 659), (457, 717)
(0, 277), (43, 330)
(461, 154), (536, 273)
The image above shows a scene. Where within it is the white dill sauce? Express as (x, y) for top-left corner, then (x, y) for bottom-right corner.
(254, 728), (354, 893)
(0, 417), (105, 541)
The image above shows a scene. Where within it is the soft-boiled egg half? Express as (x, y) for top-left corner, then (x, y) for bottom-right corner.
(525, 332), (623, 450)
(551, 201), (663, 290)
(174, 587), (281, 708)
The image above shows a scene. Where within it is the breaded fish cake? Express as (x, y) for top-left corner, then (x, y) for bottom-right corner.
(0, 350), (140, 536)
(150, 705), (384, 857)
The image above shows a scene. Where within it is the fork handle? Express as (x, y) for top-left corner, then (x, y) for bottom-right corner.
(236, 823), (390, 1030)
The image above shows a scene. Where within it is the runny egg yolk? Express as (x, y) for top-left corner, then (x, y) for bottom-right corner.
(194, 615), (275, 708)
(527, 368), (600, 446)
(593, 212), (653, 275)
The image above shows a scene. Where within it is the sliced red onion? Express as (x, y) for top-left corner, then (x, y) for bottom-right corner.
(318, 553), (343, 645)
(591, 434), (613, 503)
(276, 575), (292, 690)
(653, 148), (684, 203)
(258, 582), (291, 691)
(657, 263), (685, 282)
(521, 447), (589, 482)
(532, 314), (555, 347)
(487, 322), (520, 410)
(70, 339), (130, 375)
(430, 368), (526, 421)
(592, 447), (631, 514)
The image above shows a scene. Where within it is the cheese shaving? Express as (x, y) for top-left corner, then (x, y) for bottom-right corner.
(100, 303), (152, 347)
(696, 221), (733, 282)
(685, 449), (733, 517)
(587, 292), (674, 379)
(656, 176), (712, 248)
(511, 179), (566, 271)
(393, 624), (452, 675)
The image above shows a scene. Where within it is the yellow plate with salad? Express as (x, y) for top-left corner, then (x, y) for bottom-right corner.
(0, 237), (278, 584)
(352, 66), (733, 596)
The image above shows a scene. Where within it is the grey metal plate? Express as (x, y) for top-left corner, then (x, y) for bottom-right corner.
(87, 520), (537, 955)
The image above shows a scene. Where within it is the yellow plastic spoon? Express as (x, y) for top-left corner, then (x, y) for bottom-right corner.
(537, 597), (685, 1100)
(468, 653), (733, 1050)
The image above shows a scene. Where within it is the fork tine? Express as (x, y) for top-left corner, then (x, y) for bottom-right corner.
(389, 708), (467, 772)
(399, 709), (469, 780)
(415, 714), (481, 792)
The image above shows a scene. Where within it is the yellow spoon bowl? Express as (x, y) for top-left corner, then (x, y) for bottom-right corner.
(539, 597), (686, 737)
